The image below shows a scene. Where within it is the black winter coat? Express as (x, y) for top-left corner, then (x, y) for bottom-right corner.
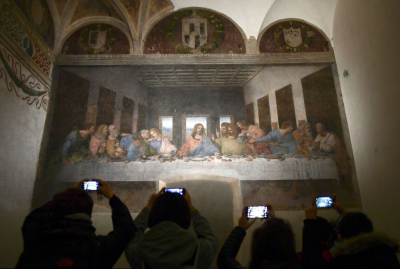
(16, 195), (136, 269)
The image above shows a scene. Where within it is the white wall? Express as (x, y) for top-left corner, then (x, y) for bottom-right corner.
(259, 0), (337, 39)
(171, 0), (275, 38)
(0, 45), (48, 267)
(333, 0), (400, 241)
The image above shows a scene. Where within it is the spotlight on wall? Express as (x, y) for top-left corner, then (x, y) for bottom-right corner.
(343, 69), (349, 78)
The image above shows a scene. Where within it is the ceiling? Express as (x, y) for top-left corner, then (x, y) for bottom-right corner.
(138, 65), (264, 87)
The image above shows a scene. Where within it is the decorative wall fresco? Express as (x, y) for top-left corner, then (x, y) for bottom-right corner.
(0, 5), (53, 76)
(147, 0), (173, 22)
(13, 0), (55, 48)
(71, 0), (122, 24)
(144, 9), (245, 54)
(120, 0), (141, 29)
(0, 43), (49, 110)
(259, 20), (330, 53)
(62, 24), (130, 55)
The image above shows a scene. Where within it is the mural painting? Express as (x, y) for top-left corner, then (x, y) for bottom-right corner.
(62, 24), (130, 55)
(259, 20), (330, 53)
(144, 9), (245, 54)
(38, 62), (360, 213)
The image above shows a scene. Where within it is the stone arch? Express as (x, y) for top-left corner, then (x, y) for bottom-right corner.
(58, 17), (133, 54)
(141, 7), (248, 54)
(258, 18), (332, 54)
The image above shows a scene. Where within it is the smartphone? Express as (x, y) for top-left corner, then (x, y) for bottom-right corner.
(247, 206), (268, 219)
(82, 181), (99, 191)
(316, 196), (334, 208)
(164, 188), (185, 196)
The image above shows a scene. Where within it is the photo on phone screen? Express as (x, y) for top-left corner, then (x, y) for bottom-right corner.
(316, 196), (333, 208)
(247, 206), (268, 219)
(164, 188), (185, 195)
(83, 181), (99, 191)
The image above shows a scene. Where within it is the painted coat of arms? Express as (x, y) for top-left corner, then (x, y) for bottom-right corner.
(182, 17), (207, 49)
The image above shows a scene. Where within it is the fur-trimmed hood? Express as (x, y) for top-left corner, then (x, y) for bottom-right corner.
(330, 233), (399, 257)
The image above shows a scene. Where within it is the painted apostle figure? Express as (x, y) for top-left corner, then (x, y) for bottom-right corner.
(177, 123), (221, 157)
(216, 124), (250, 155)
(62, 123), (95, 165)
(148, 128), (177, 155)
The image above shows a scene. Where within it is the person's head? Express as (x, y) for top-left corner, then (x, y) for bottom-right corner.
(237, 120), (249, 130)
(50, 188), (94, 218)
(250, 218), (296, 268)
(95, 124), (108, 138)
(140, 129), (150, 139)
(221, 122), (229, 134)
(85, 123), (95, 135)
(227, 124), (239, 139)
(281, 121), (293, 132)
(148, 192), (191, 229)
(298, 122), (312, 136)
(108, 125), (119, 137)
(150, 128), (162, 139)
(316, 123), (327, 135)
(191, 123), (205, 138)
(338, 212), (373, 240)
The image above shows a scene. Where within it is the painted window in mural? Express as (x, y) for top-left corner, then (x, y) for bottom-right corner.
(186, 116), (207, 139)
(160, 116), (173, 141)
(220, 116), (231, 126)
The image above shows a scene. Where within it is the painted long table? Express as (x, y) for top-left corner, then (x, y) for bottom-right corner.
(58, 157), (339, 182)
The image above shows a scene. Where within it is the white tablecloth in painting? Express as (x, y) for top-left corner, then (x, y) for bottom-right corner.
(58, 157), (338, 182)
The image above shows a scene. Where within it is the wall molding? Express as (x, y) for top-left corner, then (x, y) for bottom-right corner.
(56, 52), (335, 66)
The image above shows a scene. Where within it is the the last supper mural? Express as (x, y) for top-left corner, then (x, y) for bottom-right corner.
(34, 16), (361, 212)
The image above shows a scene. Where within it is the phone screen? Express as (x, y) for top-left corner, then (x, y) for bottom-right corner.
(247, 206), (268, 219)
(316, 197), (333, 208)
(164, 188), (185, 195)
(83, 181), (99, 191)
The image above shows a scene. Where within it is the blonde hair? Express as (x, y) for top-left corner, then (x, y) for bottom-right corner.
(281, 121), (293, 129)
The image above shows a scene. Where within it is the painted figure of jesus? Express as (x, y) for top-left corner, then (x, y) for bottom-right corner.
(177, 123), (221, 157)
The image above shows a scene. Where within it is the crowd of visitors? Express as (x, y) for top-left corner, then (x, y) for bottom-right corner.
(16, 179), (399, 268)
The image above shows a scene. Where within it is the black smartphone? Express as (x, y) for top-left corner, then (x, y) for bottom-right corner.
(164, 188), (185, 196)
(247, 206), (268, 219)
(316, 196), (334, 208)
(82, 181), (99, 191)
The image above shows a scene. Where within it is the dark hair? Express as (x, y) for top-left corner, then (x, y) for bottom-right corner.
(338, 212), (373, 239)
(250, 218), (296, 268)
(148, 192), (191, 229)
(50, 188), (94, 217)
(221, 122), (230, 128)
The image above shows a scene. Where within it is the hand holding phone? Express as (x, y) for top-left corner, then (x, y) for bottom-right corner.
(247, 206), (269, 219)
(316, 196), (334, 208)
(82, 180), (99, 191)
(164, 188), (185, 196)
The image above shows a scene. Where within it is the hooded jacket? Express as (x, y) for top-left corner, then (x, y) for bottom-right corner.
(126, 207), (218, 269)
(329, 232), (400, 269)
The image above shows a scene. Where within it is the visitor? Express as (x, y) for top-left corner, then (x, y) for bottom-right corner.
(218, 204), (301, 269)
(125, 188), (218, 269)
(16, 179), (136, 269)
(302, 195), (400, 269)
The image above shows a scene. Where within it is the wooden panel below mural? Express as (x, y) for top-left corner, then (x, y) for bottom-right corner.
(46, 69), (89, 156)
(302, 66), (345, 145)
(144, 9), (245, 54)
(96, 87), (116, 126)
(276, 84), (297, 129)
(121, 96), (134, 134)
(137, 103), (147, 131)
(257, 95), (271, 133)
(245, 103), (255, 125)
